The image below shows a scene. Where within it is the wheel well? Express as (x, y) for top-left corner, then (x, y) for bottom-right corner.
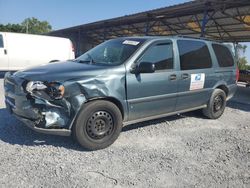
(216, 85), (229, 96)
(87, 97), (124, 119)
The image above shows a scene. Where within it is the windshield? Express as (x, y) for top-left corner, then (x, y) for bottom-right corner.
(76, 38), (146, 65)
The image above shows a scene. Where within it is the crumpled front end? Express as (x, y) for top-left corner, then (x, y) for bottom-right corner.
(4, 72), (87, 136)
(3, 66), (127, 136)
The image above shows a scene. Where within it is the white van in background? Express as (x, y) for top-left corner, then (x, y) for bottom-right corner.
(0, 32), (75, 71)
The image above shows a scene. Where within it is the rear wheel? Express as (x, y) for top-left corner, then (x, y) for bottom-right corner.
(202, 89), (226, 119)
(73, 100), (122, 150)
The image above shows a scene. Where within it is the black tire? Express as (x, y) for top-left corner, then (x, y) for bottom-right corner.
(202, 89), (227, 119)
(72, 100), (123, 150)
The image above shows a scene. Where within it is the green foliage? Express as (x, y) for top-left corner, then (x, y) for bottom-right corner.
(0, 23), (25, 33)
(0, 17), (52, 34)
(238, 57), (249, 70)
(21, 17), (52, 34)
(236, 44), (249, 70)
(245, 64), (250, 70)
(237, 44), (247, 56)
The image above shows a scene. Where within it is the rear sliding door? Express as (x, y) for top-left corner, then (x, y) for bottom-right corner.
(175, 40), (214, 111)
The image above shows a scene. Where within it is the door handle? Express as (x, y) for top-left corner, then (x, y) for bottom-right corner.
(181, 73), (189, 80)
(4, 49), (7, 55)
(169, 74), (177, 81)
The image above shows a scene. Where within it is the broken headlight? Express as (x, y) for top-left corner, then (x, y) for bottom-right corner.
(26, 81), (65, 100)
(47, 82), (65, 99)
(26, 81), (47, 93)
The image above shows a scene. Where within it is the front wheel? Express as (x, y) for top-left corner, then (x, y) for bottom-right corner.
(202, 89), (226, 119)
(73, 100), (123, 150)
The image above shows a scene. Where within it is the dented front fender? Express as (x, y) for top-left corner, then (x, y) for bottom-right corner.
(4, 64), (128, 133)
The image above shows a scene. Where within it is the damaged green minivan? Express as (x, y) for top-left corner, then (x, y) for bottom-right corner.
(4, 36), (238, 150)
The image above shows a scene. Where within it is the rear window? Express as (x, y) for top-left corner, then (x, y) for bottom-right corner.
(212, 44), (234, 67)
(177, 40), (212, 70)
(0, 35), (3, 48)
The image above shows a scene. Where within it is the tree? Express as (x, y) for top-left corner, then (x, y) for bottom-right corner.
(237, 44), (247, 57)
(0, 23), (25, 33)
(21, 17), (52, 34)
(238, 57), (248, 70)
(0, 17), (52, 34)
(236, 44), (249, 70)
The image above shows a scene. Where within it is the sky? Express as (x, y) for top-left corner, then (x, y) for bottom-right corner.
(0, 0), (249, 63)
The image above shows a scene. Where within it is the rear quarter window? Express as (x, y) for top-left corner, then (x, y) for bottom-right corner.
(177, 40), (212, 70)
(0, 34), (3, 48)
(212, 44), (234, 67)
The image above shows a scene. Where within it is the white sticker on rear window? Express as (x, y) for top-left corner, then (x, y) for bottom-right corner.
(122, 40), (140, 46)
(190, 73), (205, 90)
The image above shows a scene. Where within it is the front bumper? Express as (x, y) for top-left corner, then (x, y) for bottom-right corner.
(4, 72), (85, 136)
(4, 84), (72, 136)
(14, 114), (71, 136)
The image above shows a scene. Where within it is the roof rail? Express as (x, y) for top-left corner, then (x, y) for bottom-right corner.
(175, 35), (220, 42)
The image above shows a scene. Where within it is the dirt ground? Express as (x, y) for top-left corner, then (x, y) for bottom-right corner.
(0, 77), (249, 187)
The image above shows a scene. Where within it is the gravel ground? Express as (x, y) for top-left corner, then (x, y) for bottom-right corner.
(0, 78), (249, 188)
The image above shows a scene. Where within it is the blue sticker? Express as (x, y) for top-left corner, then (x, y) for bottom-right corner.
(195, 74), (201, 81)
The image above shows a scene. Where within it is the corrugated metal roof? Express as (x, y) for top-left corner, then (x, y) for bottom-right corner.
(50, 0), (250, 43)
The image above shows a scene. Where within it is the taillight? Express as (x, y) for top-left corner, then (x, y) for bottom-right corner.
(236, 67), (239, 83)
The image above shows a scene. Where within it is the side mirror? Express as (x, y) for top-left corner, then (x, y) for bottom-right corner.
(131, 62), (155, 74)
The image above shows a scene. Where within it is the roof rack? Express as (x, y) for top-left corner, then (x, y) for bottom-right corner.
(175, 35), (220, 42)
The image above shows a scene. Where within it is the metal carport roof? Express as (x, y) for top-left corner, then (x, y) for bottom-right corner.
(49, 0), (250, 52)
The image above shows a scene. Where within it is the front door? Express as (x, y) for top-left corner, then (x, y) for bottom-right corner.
(126, 40), (178, 121)
(0, 33), (9, 71)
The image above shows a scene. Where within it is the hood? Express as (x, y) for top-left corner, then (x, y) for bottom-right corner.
(14, 61), (109, 81)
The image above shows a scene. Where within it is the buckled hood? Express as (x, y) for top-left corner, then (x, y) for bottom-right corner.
(14, 61), (109, 82)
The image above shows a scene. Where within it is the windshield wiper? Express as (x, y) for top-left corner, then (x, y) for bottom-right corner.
(86, 53), (95, 64)
(68, 59), (89, 64)
(74, 53), (96, 64)
(75, 60), (92, 64)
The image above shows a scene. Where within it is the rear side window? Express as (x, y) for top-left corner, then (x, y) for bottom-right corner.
(138, 42), (173, 70)
(0, 34), (3, 48)
(177, 40), (212, 70)
(212, 44), (234, 67)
